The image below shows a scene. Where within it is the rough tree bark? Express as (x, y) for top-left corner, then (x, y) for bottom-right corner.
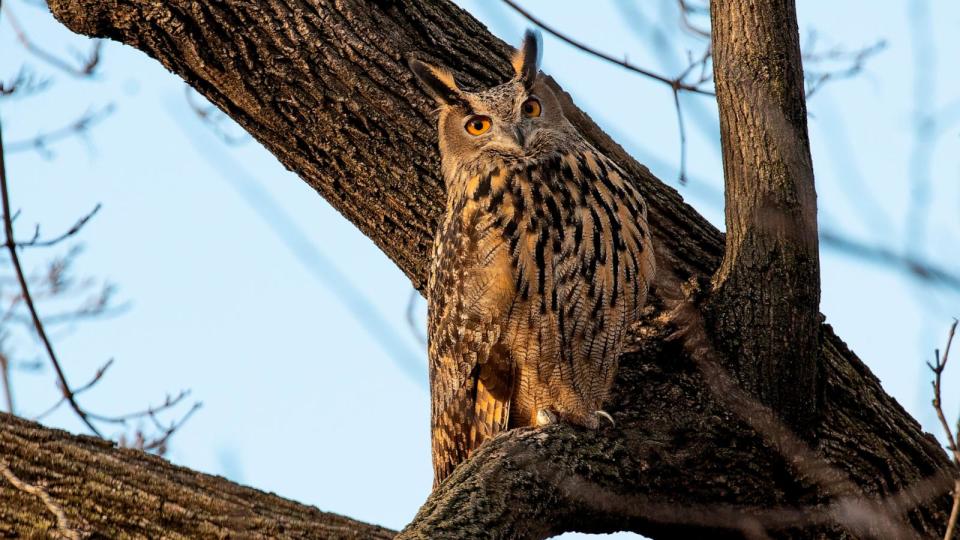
(0, 412), (394, 539)
(0, 0), (950, 538)
(707, 0), (821, 428)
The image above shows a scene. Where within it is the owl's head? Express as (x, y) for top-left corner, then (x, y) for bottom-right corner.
(410, 31), (576, 179)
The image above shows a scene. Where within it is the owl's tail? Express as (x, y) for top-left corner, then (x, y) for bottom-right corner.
(432, 375), (511, 487)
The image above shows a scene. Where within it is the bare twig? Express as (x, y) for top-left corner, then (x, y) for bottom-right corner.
(803, 36), (887, 98)
(671, 46), (711, 185)
(33, 358), (114, 421)
(14, 204), (101, 248)
(141, 401), (202, 454)
(6, 105), (114, 156)
(0, 459), (82, 540)
(8, 297), (128, 330)
(821, 231), (960, 292)
(677, 0), (711, 38)
(671, 87), (688, 184)
(87, 389), (191, 425)
(116, 401), (202, 456)
(500, 0), (714, 96)
(0, 117), (102, 436)
(0, 66), (50, 97)
(1, 2), (101, 78)
(929, 320), (960, 462)
(927, 320), (960, 540)
(9, 300), (129, 330)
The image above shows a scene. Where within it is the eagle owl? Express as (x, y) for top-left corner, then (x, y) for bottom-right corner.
(411, 31), (655, 486)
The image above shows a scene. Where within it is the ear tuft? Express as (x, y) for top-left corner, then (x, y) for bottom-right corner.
(409, 58), (463, 106)
(511, 29), (542, 89)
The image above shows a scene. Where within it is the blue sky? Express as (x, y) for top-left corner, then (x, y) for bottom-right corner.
(1, 1), (958, 537)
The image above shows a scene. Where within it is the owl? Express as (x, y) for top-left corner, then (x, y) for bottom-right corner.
(411, 30), (655, 486)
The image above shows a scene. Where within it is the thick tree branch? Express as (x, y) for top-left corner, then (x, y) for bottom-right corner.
(0, 412), (394, 538)
(41, 0), (957, 538)
(399, 300), (955, 538)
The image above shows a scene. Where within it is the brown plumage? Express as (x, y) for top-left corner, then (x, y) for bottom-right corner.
(412, 31), (656, 486)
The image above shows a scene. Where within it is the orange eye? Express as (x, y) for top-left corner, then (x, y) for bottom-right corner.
(465, 115), (492, 135)
(521, 98), (541, 118)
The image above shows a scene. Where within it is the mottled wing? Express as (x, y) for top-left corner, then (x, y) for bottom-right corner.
(427, 175), (516, 486)
(552, 149), (655, 409)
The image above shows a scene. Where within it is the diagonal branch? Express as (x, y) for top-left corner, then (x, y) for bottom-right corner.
(6, 105), (114, 157)
(0, 412), (395, 538)
(2, 2), (101, 78)
(500, 0), (714, 97)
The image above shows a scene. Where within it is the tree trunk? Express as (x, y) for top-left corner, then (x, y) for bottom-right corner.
(708, 0), (821, 428)
(18, 0), (955, 538)
(0, 412), (394, 539)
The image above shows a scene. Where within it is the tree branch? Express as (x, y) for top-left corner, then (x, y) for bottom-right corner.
(2, 1), (101, 78)
(500, 0), (714, 96)
(0, 412), (394, 538)
(400, 303), (955, 538)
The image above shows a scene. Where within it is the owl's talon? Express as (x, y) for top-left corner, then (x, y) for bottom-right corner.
(536, 408), (558, 426)
(595, 410), (615, 427)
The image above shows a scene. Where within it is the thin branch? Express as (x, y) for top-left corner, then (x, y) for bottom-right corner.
(8, 298), (129, 329)
(0, 66), (50, 97)
(14, 204), (101, 248)
(671, 46), (711, 185)
(501, 0), (714, 96)
(141, 401), (202, 454)
(33, 358), (113, 422)
(86, 389), (191, 425)
(1, 2), (101, 78)
(676, 0), (711, 38)
(928, 320), (959, 463)
(0, 460), (82, 539)
(6, 105), (114, 156)
(672, 87), (687, 185)
(927, 320), (959, 540)
(820, 230), (960, 291)
(803, 38), (887, 98)
(0, 117), (101, 436)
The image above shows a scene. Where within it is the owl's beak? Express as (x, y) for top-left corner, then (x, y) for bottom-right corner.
(513, 126), (526, 148)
